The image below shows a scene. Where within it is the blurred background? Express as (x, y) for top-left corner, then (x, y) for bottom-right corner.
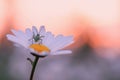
(0, 0), (120, 80)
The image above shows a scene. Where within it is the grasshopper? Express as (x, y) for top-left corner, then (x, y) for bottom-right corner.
(29, 32), (44, 44)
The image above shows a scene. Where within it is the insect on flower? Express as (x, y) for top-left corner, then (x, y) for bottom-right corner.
(29, 32), (44, 44)
(7, 26), (74, 56)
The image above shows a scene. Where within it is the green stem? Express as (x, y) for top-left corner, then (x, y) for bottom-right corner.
(30, 56), (39, 80)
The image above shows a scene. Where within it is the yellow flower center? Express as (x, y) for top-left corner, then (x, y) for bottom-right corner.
(29, 44), (50, 53)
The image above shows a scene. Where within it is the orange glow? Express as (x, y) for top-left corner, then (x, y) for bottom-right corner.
(87, 26), (120, 48)
(0, 0), (8, 37)
(0, 0), (120, 49)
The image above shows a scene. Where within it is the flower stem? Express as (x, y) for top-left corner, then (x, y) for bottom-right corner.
(30, 56), (39, 80)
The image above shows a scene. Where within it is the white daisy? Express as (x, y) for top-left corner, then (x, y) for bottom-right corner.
(6, 26), (74, 56)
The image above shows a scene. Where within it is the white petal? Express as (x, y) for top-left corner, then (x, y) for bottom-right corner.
(29, 48), (37, 53)
(7, 34), (29, 48)
(39, 26), (46, 36)
(48, 34), (64, 49)
(13, 43), (21, 47)
(46, 34), (55, 47)
(42, 32), (54, 47)
(40, 51), (49, 56)
(32, 26), (38, 35)
(25, 28), (33, 39)
(50, 35), (74, 51)
(55, 35), (74, 48)
(11, 29), (28, 41)
(7, 34), (19, 43)
(11, 29), (23, 38)
(51, 50), (72, 55)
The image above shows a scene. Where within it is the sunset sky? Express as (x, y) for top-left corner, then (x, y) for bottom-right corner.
(0, 0), (120, 48)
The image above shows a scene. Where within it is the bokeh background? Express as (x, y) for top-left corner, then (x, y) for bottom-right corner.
(0, 0), (120, 80)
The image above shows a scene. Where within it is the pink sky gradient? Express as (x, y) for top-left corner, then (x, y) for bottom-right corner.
(0, 0), (120, 48)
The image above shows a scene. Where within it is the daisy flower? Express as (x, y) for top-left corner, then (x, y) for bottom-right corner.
(6, 26), (74, 57)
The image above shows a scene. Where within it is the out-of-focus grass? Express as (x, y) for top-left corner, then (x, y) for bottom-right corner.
(1, 41), (120, 80)
(0, 43), (14, 80)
